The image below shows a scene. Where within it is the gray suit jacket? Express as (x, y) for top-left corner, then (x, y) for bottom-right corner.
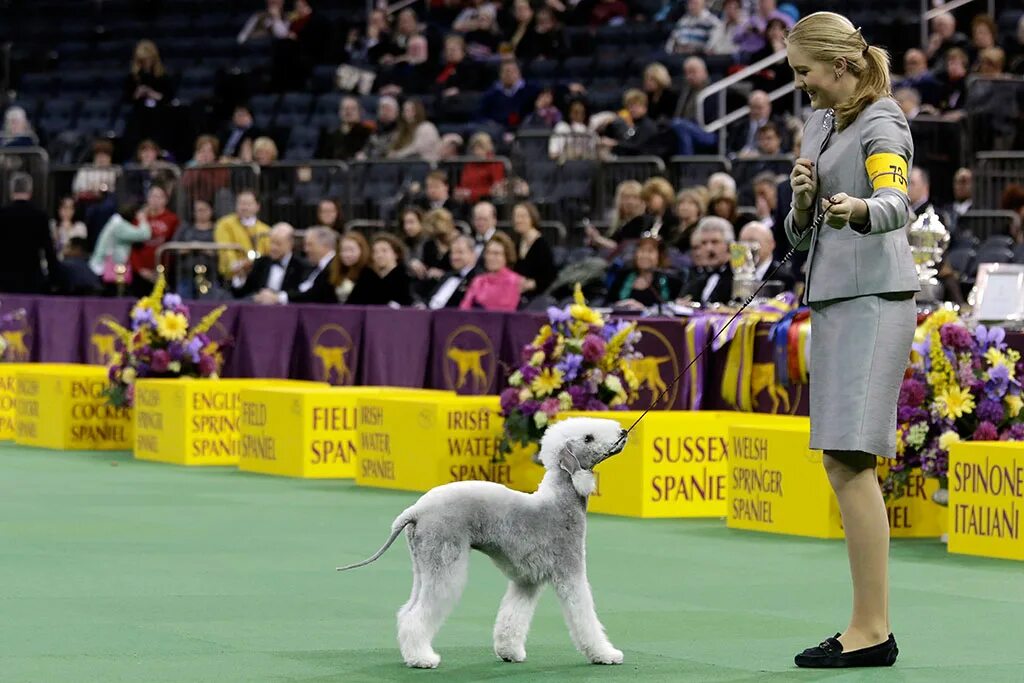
(784, 98), (920, 303)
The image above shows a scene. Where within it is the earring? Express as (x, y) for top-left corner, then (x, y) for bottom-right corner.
(834, 70), (842, 80)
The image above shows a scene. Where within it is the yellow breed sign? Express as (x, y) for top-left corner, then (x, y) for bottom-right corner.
(133, 378), (317, 466)
(355, 393), (543, 493)
(555, 410), (734, 518)
(0, 363), (33, 440)
(15, 364), (132, 450)
(948, 441), (1023, 561)
(237, 385), (387, 478)
(727, 418), (946, 539)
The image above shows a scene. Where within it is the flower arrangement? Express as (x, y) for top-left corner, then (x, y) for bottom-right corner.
(102, 274), (227, 407)
(0, 306), (28, 361)
(497, 285), (642, 460)
(886, 309), (1024, 502)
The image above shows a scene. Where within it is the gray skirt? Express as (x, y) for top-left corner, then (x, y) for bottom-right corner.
(809, 293), (917, 458)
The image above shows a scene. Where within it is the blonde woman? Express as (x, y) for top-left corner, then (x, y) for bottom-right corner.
(642, 63), (679, 122)
(675, 187), (707, 251)
(587, 180), (646, 252)
(641, 177), (678, 239)
(123, 40), (173, 148)
(785, 12), (919, 668)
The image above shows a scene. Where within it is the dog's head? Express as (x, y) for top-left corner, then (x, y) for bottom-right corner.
(539, 417), (628, 497)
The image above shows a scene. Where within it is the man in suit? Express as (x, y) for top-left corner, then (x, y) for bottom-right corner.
(470, 201), (498, 258)
(682, 216), (734, 305)
(0, 173), (58, 294)
(727, 90), (790, 157)
(738, 220), (795, 293)
(255, 226), (338, 304)
(233, 222), (308, 299)
(428, 235), (480, 309)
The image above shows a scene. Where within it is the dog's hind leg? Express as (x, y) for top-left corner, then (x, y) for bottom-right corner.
(397, 527), (420, 621)
(397, 537), (469, 669)
(493, 581), (541, 663)
(553, 573), (623, 665)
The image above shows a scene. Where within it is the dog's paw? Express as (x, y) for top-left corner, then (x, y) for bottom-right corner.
(495, 644), (527, 663)
(404, 652), (441, 669)
(588, 647), (624, 665)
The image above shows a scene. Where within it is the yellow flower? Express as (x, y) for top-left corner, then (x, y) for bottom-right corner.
(531, 367), (563, 396)
(530, 350), (545, 366)
(558, 391), (573, 410)
(573, 282), (586, 306)
(926, 308), (959, 331)
(985, 347), (1009, 370)
(935, 385), (975, 420)
(895, 427), (906, 456)
(508, 371), (523, 387)
(533, 325), (552, 346)
(156, 312), (189, 341)
(604, 375), (624, 394)
(570, 304), (603, 327)
(534, 411), (549, 428)
(938, 430), (961, 452)
(1006, 394), (1023, 419)
(622, 366), (639, 391)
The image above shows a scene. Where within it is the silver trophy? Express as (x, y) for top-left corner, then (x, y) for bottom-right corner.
(730, 240), (761, 302)
(907, 206), (950, 305)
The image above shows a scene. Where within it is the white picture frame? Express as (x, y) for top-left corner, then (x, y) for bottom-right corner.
(973, 263), (1024, 322)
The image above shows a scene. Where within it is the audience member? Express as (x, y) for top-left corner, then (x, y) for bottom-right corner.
(0, 174), (59, 294)
(234, 222), (309, 299)
(460, 232), (524, 311)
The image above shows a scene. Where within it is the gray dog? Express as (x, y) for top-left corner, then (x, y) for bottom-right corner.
(338, 417), (628, 669)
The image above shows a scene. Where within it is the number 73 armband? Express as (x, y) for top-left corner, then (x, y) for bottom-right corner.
(865, 153), (909, 193)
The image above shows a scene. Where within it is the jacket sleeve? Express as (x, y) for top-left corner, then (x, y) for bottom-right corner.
(783, 209), (812, 251)
(854, 100), (914, 236)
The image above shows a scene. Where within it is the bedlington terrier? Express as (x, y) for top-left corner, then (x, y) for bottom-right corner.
(338, 416), (628, 669)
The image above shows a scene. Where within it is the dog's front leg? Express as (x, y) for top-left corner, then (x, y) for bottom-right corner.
(493, 581), (541, 663)
(553, 574), (623, 665)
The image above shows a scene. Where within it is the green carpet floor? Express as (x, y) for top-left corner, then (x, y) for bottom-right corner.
(2, 444), (1023, 683)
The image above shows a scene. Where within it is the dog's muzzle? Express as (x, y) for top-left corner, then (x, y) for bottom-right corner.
(595, 429), (628, 464)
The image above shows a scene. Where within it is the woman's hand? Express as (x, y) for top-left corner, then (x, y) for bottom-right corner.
(408, 259), (427, 279)
(790, 158), (817, 211)
(822, 193), (868, 230)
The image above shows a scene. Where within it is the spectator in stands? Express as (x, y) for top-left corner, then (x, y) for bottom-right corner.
(894, 87), (925, 120)
(220, 106), (260, 160)
(1000, 184), (1024, 243)
(89, 204), (151, 295)
(71, 140), (118, 202)
(975, 47), (1007, 76)
(589, 0), (630, 27)
(235, 222), (308, 300)
(51, 196), (88, 256)
(709, 187), (740, 228)
(316, 198), (344, 233)
(123, 40), (174, 152)
(172, 199), (220, 299)
(708, 171), (737, 198)
(453, 0), (499, 34)
(908, 167), (934, 218)
(894, 49), (942, 109)
(129, 184), (179, 294)
(752, 171), (780, 230)
(348, 233), (414, 306)
(674, 187), (707, 252)
(728, 90), (786, 156)
(681, 216), (734, 305)
(376, 34), (437, 96)
(643, 63), (680, 123)
(925, 13), (969, 68)
(675, 56), (710, 121)
(456, 133), (506, 203)
(56, 237), (102, 296)
(249, 136), (279, 167)
(316, 97), (372, 161)
(479, 59), (538, 132)
(214, 190), (271, 280)
(182, 136), (230, 206)
(604, 235), (683, 311)
(361, 96), (400, 159)
(418, 208), (458, 295)
(733, 0), (792, 61)
(335, 231), (370, 303)
(0, 174), (58, 294)
(517, 7), (568, 63)
(737, 220), (794, 291)
(237, 0), (286, 44)
(464, 5), (502, 58)
(512, 201), (557, 300)
(414, 170), (464, 219)
(427, 234), (481, 309)
(642, 177), (679, 240)
(665, 0), (722, 55)
(1011, 16), (1024, 75)
(256, 225), (338, 304)
(460, 232), (523, 311)
(749, 16), (792, 95)
(969, 15), (1000, 66)
(270, 0), (330, 92)
(358, 9), (396, 65)
(470, 201), (499, 256)
(599, 90), (668, 158)
(706, 0), (745, 56)
(435, 34), (485, 96)
(506, 0), (535, 51)
(401, 207), (429, 277)
(943, 167), (973, 224)
(521, 88), (564, 130)
(738, 121), (783, 158)
(549, 98), (598, 160)
(388, 98), (442, 163)
(590, 179), (646, 250)
(1, 106), (37, 147)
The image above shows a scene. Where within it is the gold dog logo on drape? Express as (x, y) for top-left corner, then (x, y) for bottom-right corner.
(443, 325), (495, 393)
(89, 315), (120, 365)
(311, 324), (355, 385)
(1, 329), (30, 361)
(625, 325), (679, 408)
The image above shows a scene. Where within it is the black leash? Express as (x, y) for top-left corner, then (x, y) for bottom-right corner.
(623, 200), (835, 436)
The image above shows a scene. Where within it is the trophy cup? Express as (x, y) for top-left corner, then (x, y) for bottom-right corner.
(907, 206), (950, 309)
(730, 240), (760, 303)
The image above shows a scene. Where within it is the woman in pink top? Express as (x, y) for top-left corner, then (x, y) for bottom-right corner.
(460, 232), (524, 311)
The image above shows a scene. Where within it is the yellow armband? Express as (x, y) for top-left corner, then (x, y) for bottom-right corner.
(865, 153), (908, 192)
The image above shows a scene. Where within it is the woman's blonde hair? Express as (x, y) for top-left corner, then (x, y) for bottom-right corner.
(131, 40), (166, 78)
(786, 12), (892, 130)
(643, 63), (672, 90)
(641, 177), (675, 208)
(423, 208), (456, 241)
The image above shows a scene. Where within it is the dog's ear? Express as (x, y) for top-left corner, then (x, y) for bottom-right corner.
(560, 446), (596, 497)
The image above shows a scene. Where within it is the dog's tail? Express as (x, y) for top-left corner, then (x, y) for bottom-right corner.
(336, 512), (415, 572)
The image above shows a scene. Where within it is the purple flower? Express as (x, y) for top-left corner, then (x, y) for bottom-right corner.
(898, 405), (930, 423)
(540, 398), (561, 417)
(521, 365), (540, 384)
(940, 323), (973, 351)
(542, 334), (557, 355)
(107, 365), (119, 381)
(185, 337), (204, 363)
(911, 337), (930, 360)
(519, 400), (540, 417)
(556, 354), (584, 382)
(899, 378), (926, 407)
(547, 306), (572, 325)
(198, 354), (217, 376)
(1003, 423), (1024, 441)
(151, 349), (170, 373)
(167, 341), (184, 361)
(162, 293), (183, 309)
(568, 385), (589, 409)
(973, 421), (999, 441)
(521, 346), (538, 363)
(977, 398), (1004, 424)
(601, 319), (629, 342)
(131, 307), (156, 329)
(957, 358), (976, 387)
(584, 398), (609, 411)
(500, 388), (519, 414)
(975, 324), (1006, 350)
(581, 334), (606, 363)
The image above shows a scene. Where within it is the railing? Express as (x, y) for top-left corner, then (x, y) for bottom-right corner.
(155, 241), (246, 297)
(367, 0), (425, 16)
(696, 50), (802, 157)
(920, 0), (995, 51)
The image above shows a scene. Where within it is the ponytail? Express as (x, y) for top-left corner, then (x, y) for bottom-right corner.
(835, 44), (892, 131)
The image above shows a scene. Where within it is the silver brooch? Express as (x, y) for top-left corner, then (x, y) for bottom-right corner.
(821, 108), (835, 133)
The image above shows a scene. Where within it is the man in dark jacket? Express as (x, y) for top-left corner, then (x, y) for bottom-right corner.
(234, 222), (309, 299)
(0, 173), (58, 293)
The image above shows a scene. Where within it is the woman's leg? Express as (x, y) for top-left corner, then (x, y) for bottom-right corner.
(822, 450), (891, 651)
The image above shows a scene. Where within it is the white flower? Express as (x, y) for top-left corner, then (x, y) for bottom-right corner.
(938, 430), (961, 452)
(604, 375), (623, 394)
(534, 411), (548, 428)
(558, 391), (572, 410)
(168, 361), (181, 373)
(907, 423), (928, 448)
(508, 371), (523, 387)
(122, 367), (136, 384)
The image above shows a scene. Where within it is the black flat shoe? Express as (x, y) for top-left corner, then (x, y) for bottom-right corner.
(794, 633), (898, 668)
